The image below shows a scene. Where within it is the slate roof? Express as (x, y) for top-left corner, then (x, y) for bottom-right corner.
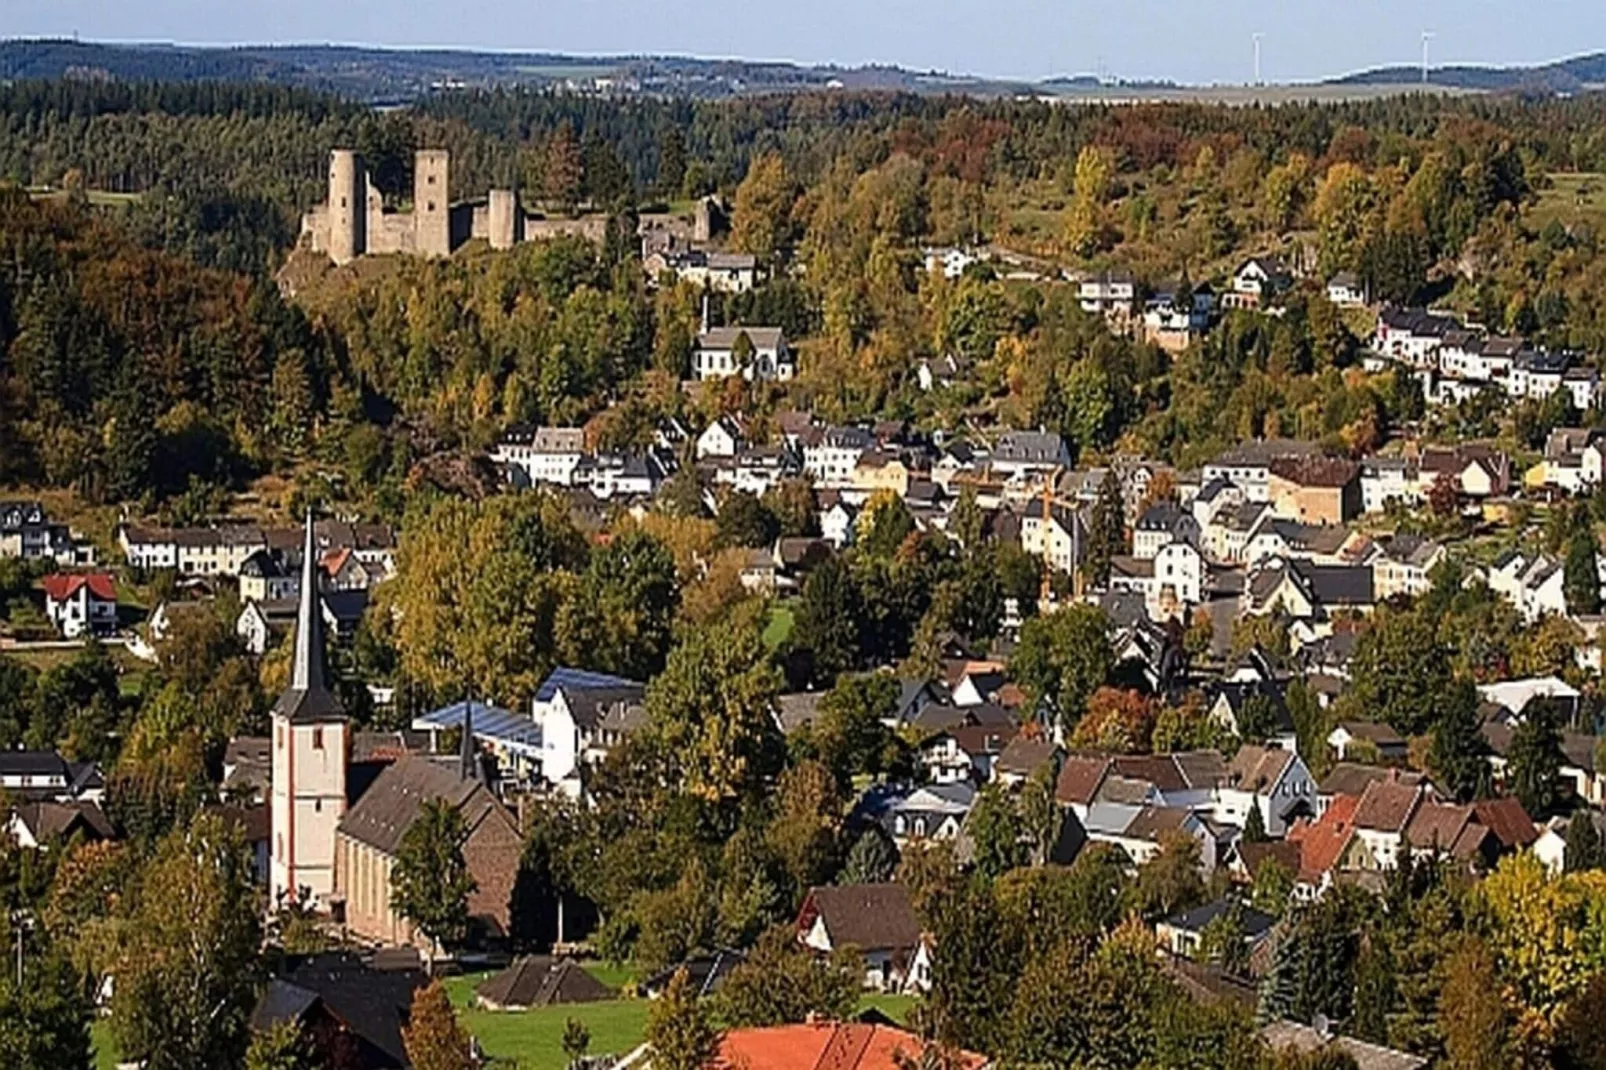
(798, 884), (923, 953)
(642, 948), (749, 998)
(475, 957), (613, 1009)
(1165, 899), (1276, 940)
(336, 756), (509, 857)
(252, 952), (427, 1070)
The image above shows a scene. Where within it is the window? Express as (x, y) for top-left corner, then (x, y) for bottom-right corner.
(313, 727), (324, 750)
(276, 726), (284, 750)
(428, 174), (436, 185)
(427, 202), (436, 212)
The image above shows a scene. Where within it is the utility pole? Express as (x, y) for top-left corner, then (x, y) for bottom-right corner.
(1252, 33), (1264, 86)
(1421, 32), (1436, 85)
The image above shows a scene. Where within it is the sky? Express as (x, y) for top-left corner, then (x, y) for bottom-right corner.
(7, 0), (1606, 84)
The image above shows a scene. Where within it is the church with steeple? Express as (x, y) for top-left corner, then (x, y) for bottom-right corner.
(269, 512), (351, 910)
(270, 514), (521, 949)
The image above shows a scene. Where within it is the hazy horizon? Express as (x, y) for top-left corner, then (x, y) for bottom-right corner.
(7, 1), (1606, 85)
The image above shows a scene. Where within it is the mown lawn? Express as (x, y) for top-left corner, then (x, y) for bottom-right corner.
(446, 972), (649, 1070)
(444, 969), (919, 1070)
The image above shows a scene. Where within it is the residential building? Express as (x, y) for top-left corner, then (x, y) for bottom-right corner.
(529, 668), (647, 791)
(804, 426), (875, 488)
(991, 430), (1072, 478)
(1020, 499), (1087, 576)
(710, 1023), (985, 1070)
(696, 415), (748, 460)
(694, 326), (794, 382)
(1133, 502), (1200, 559)
(492, 426), (588, 487)
(796, 884), (931, 993)
(42, 573), (117, 638)
(1325, 272), (1367, 307)
(0, 501), (75, 563)
(1077, 270), (1136, 319)
(1203, 440), (1324, 503)
(1267, 457), (1362, 525)
(1371, 535), (1445, 600)
(1225, 255), (1294, 309)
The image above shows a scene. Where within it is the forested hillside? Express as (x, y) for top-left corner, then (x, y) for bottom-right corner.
(7, 82), (1606, 513)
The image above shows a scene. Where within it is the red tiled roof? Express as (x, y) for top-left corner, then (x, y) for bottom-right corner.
(712, 1023), (986, 1070)
(1288, 794), (1358, 883)
(41, 573), (116, 603)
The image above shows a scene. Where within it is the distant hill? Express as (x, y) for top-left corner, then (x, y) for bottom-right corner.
(1331, 52), (1606, 93)
(0, 39), (1036, 102)
(3, 38), (1604, 104)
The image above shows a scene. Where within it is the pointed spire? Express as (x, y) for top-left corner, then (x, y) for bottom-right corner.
(273, 510), (345, 723)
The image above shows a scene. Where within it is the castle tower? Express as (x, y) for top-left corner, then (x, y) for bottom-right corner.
(487, 189), (519, 251)
(269, 513), (349, 911)
(327, 150), (365, 265)
(413, 149), (451, 258)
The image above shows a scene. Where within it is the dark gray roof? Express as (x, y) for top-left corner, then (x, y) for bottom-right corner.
(271, 513), (345, 725)
(475, 957), (613, 1008)
(336, 756), (510, 857)
(800, 883), (923, 953)
(1166, 898), (1277, 940)
(253, 952), (426, 1069)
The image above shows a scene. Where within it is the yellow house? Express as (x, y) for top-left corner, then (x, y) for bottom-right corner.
(851, 451), (912, 499)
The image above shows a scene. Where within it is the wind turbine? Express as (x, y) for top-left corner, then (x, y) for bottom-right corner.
(1421, 31), (1436, 84)
(1253, 33), (1264, 86)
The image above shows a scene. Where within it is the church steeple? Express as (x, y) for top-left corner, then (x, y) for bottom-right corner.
(272, 511), (346, 723)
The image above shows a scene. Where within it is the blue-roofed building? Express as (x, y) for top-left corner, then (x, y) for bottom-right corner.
(413, 699), (544, 787)
(530, 668), (646, 795)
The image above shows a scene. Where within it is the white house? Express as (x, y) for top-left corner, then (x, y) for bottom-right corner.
(696, 416), (747, 460)
(492, 426), (587, 487)
(42, 573), (117, 638)
(1133, 502), (1200, 560)
(1109, 541), (1203, 621)
(1326, 272), (1367, 307)
(820, 500), (858, 549)
(923, 246), (981, 279)
(1077, 270), (1136, 319)
(529, 668), (647, 791)
(693, 326), (794, 382)
(1484, 551), (1569, 623)
(797, 883), (932, 993)
(804, 427), (875, 488)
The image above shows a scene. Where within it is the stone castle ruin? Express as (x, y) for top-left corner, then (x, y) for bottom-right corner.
(301, 148), (605, 265)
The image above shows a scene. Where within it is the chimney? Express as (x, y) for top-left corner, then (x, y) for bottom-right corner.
(460, 695), (480, 783)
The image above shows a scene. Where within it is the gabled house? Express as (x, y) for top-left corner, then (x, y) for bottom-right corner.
(991, 431), (1072, 478)
(1418, 444), (1510, 499)
(1078, 803), (1218, 871)
(529, 668), (648, 790)
(1157, 899), (1277, 961)
(920, 724), (1018, 785)
(696, 415), (748, 460)
(1325, 272), (1367, 308)
(239, 549), (298, 603)
(491, 425), (587, 487)
(474, 956), (613, 1010)
(1371, 535), (1445, 600)
(694, 326), (794, 382)
(796, 884), (931, 993)
(1327, 721), (1408, 764)
(7, 800), (114, 849)
(1484, 551), (1569, 623)
(1203, 439), (1325, 504)
(42, 573), (117, 638)
(1216, 745), (1316, 837)
(711, 1023), (985, 1070)
(1225, 256), (1293, 310)
(1109, 541), (1203, 621)
(1020, 499), (1088, 576)
(1243, 556), (1375, 620)
(251, 952), (428, 1070)
(1133, 501), (1201, 560)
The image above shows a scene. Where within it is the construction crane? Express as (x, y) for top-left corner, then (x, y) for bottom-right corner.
(1037, 467), (1082, 610)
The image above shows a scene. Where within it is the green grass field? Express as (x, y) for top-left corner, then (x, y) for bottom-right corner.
(1529, 172), (1606, 233)
(446, 971), (649, 1069)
